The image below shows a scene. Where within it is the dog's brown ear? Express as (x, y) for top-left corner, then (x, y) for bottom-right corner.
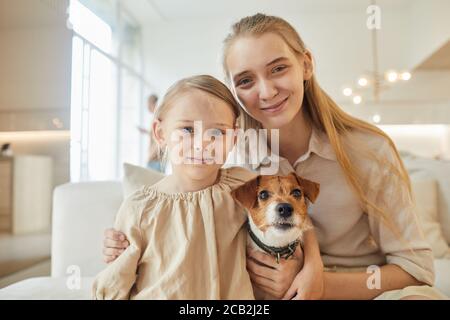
(231, 176), (260, 210)
(291, 173), (320, 203)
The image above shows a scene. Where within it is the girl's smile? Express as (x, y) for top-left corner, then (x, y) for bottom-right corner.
(260, 95), (289, 114)
(185, 156), (215, 164)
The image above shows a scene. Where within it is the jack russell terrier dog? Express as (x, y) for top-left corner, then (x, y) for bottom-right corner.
(231, 172), (320, 299)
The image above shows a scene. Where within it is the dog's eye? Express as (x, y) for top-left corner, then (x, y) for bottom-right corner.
(291, 189), (302, 198)
(258, 190), (270, 200)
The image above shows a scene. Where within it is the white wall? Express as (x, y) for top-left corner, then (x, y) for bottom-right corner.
(379, 125), (450, 159)
(0, 27), (72, 130)
(139, 1), (450, 127)
(0, 0), (73, 187)
(0, 0), (72, 131)
(0, 131), (70, 187)
(141, 8), (412, 99)
(408, 0), (450, 69)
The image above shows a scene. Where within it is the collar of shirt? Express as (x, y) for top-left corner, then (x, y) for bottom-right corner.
(251, 126), (337, 171)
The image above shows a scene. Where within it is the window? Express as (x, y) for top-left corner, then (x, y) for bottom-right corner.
(69, 0), (148, 181)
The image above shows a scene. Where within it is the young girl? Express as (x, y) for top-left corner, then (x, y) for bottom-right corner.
(103, 14), (447, 299)
(92, 75), (259, 299)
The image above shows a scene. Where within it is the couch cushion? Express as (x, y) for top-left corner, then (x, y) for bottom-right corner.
(51, 165), (164, 279)
(0, 277), (94, 300)
(434, 259), (450, 297)
(122, 163), (165, 198)
(411, 173), (450, 258)
(51, 181), (123, 277)
(404, 158), (450, 243)
(1, 270), (448, 300)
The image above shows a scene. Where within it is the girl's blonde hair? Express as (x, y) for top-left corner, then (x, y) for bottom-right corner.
(150, 75), (241, 169)
(222, 13), (416, 240)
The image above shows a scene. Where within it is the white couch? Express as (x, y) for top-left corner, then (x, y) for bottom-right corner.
(1, 168), (449, 299)
(0, 181), (123, 299)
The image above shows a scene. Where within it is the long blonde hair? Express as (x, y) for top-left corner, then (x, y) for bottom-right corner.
(151, 75), (241, 169)
(222, 13), (415, 239)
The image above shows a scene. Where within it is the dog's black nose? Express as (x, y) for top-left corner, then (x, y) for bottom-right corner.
(276, 203), (293, 218)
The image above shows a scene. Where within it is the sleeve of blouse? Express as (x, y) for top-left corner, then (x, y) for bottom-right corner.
(92, 190), (147, 299)
(366, 140), (435, 286)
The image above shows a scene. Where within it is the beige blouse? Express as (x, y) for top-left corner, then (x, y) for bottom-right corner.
(92, 166), (257, 300)
(225, 126), (435, 286)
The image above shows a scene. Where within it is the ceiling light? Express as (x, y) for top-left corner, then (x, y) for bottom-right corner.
(400, 72), (411, 81)
(358, 77), (368, 87)
(353, 95), (362, 105)
(386, 71), (398, 82)
(343, 87), (353, 96)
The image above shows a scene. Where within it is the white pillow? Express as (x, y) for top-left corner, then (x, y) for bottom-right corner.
(404, 158), (450, 245)
(122, 163), (165, 198)
(410, 172), (450, 258)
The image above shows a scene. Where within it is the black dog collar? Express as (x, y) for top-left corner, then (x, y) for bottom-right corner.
(247, 221), (301, 264)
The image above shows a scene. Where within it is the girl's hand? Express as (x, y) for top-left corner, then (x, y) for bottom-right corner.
(103, 228), (130, 263)
(281, 261), (324, 300)
(246, 247), (304, 299)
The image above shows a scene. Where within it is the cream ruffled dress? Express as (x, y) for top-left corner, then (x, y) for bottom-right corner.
(92, 166), (257, 300)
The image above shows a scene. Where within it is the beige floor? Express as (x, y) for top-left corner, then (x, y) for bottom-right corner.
(0, 259), (51, 289)
(0, 231), (51, 288)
